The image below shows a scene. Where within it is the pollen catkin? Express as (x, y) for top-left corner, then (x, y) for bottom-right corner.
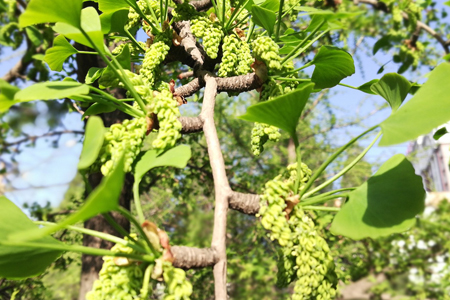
(86, 235), (144, 300)
(94, 117), (148, 176)
(191, 15), (223, 59)
(162, 263), (193, 300)
(148, 90), (182, 151)
(258, 163), (337, 300)
(252, 36), (282, 71)
(218, 35), (253, 77)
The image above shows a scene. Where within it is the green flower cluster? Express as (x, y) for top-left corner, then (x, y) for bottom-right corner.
(218, 34), (253, 77)
(127, 0), (160, 30)
(258, 163), (337, 300)
(250, 122), (281, 156)
(252, 36), (282, 71)
(191, 15), (223, 59)
(148, 90), (182, 151)
(162, 263), (193, 300)
(112, 41), (147, 56)
(141, 39), (170, 89)
(395, 41), (424, 72)
(284, 0), (300, 21)
(86, 236), (144, 300)
(96, 117), (148, 176)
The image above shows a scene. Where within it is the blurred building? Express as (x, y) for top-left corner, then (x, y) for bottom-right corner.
(408, 125), (450, 205)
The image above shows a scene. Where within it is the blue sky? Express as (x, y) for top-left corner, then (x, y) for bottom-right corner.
(0, 17), (445, 209)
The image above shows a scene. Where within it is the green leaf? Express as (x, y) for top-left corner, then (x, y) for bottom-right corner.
(25, 26), (43, 47)
(53, 7), (104, 52)
(13, 156), (125, 241)
(85, 67), (105, 84)
(44, 35), (79, 72)
(330, 154), (425, 240)
(0, 196), (63, 278)
(379, 63), (450, 146)
(356, 79), (379, 95)
(239, 83), (314, 139)
(99, 0), (130, 13)
(78, 116), (105, 169)
(373, 35), (392, 55)
(14, 81), (90, 102)
(433, 127), (448, 140)
(258, 0), (280, 12)
(251, 5), (277, 36)
(19, 0), (82, 28)
(100, 9), (129, 34)
(0, 79), (20, 112)
(135, 145), (192, 181)
(311, 46), (355, 89)
(370, 73), (411, 113)
(83, 102), (116, 117)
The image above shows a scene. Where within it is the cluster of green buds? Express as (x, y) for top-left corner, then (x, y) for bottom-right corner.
(141, 37), (171, 89)
(218, 34), (253, 77)
(96, 117), (148, 176)
(258, 163), (337, 299)
(252, 36), (282, 71)
(162, 263), (193, 300)
(289, 206), (337, 300)
(127, 0), (160, 30)
(112, 41), (147, 56)
(148, 90), (182, 151)
(284, 0), (300, 21)
(395, 41), (424, 72)
(191, 15), (224, 59)
(250, 122), (281, 156)
(86, 235), (144, 300)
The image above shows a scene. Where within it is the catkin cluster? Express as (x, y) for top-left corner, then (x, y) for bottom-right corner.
(191, 15), (224, 59)
(127, 0), (160, 30)
(252, 36), (282, 71)
(251, 123), (281, 156)
(258, 163), (337, 300)
(86, 236), (144, 300)
(141, 39), (171, 89)
(218, 34), (253, 77)
(96, 117), (148, 176)
(112, 41), (147, 56)
(148, 90), (182, 151)
(162, 263), (193, 300)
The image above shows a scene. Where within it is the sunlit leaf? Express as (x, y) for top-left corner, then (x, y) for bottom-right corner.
(356, 79), (379, 95)
(0, 196), (63, 278)
(12, 156), (125, 241)
(0, 79), (20, 112)
(44, 35), (79, 71)
(53, 7), (104, 52)
(19, 0), (82, 28)
(239, 83), (314, 139)
(251, 5), (276, 36)
(78, 116), (105, 169)
(379, 63), (450, 146)
(14, 81), (90, 102)
(330, 154), (425, 240)
(100, 9), (129, 34)
(85, 67), (105, 84)
(99, 0), (130, 13)
(25, 26), (43, 47)
(310, 46), (355, 89)
(83, 102), (116, 117)
(371, 73), (411, 113)
(135, 145), (192, 181)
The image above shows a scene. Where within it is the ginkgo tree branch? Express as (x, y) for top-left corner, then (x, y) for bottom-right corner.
(200, 72), (231, 300)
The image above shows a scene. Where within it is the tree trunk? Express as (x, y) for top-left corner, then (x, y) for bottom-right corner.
(75, 5), (134, 296)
